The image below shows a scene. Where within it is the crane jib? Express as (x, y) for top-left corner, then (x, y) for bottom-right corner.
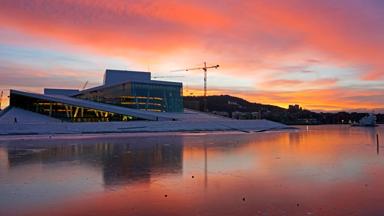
(170, 62), (219, 112)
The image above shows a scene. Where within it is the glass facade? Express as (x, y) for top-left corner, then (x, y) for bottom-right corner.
(75, 81), (183, 112)
(10, 93), (140, 122)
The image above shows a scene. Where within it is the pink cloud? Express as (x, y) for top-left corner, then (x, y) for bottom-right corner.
(260, 78), (338, 89)
(0, 0), (383, 110)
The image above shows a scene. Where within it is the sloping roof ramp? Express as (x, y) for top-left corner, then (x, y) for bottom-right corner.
(10, 90), (174, 121)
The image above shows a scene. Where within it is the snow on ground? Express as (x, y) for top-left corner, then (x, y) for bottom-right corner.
(159, 109), (230, 121)
(0, 107), (291, 136)
(0, 107), (60, 124)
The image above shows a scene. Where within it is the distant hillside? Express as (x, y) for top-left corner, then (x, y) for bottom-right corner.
(183, 95), (384, 125)
(184, 95), (286, 113)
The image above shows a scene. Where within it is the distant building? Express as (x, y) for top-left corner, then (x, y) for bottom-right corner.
(288, 104), (302, 112)
(251, 111), (261, 119)
(231, 111), (262, 120)
(8, 69), (183, 122)
(232, 111), (247, 119)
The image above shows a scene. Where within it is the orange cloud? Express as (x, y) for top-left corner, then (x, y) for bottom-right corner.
(0, 0), (230, 59)
(260, 78), (338, 89)
(1, 0), (383, 76)
(238, 1), (384, 79)
(0, 0), (383, 110)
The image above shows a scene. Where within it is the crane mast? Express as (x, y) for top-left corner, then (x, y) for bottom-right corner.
(172, 62), (219, 111)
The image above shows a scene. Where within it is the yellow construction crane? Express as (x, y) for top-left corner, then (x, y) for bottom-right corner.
(172, 62), (219, 111)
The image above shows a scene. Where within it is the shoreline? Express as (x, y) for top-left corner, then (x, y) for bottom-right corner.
(0, 118), (293, 140)
(0, 127), (296, 141)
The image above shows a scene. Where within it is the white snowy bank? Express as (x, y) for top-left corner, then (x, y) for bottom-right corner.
(0, 108), (291, 136)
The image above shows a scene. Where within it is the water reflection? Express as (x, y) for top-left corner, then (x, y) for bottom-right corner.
(100, 141), (183, 186)
(0, 125), (384, 216)
(2, 136), (184, 187)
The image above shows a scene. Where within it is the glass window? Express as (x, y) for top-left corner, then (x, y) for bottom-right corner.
(75, 81), (183, 112)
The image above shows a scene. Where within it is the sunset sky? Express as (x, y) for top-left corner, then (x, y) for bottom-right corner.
(0, 0), (383, 111)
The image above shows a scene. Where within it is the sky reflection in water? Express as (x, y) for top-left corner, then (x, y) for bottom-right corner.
(0, 125), (384, 215)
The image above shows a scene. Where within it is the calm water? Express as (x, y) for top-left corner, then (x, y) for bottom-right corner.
(0, 125), (384, 216)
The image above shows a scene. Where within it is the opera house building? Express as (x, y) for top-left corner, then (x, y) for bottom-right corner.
(8, 69), (183, 122)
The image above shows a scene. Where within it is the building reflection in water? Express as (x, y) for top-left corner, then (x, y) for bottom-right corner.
(100, 141), (183, 186)
(2, 136), (184, 187)
(0, 147), (9, 172)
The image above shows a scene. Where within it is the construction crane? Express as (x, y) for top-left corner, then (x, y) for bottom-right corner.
(81, 81), (89, 90)
(172, 62), (219, 111)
